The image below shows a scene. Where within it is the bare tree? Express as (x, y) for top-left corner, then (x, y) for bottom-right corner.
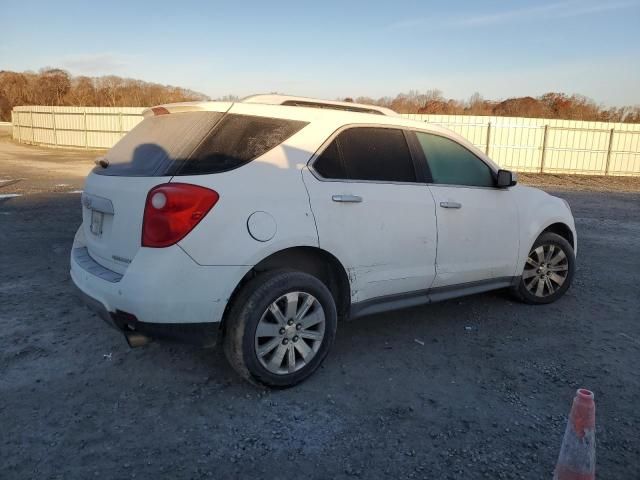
(35, 68), (71, 105)
(66, 76), (97, 106)
(1, 68), (638, 123)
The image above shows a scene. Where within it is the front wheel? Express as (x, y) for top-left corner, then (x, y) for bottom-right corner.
(223, 270), (337, 388)
(512, 232), (575, 304)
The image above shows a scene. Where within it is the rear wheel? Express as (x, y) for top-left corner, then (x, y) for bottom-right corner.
(513, 232), (575, 304)
(223, 270), (337, 388)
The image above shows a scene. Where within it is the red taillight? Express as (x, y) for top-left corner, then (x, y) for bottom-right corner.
(142, 183), (219, 248)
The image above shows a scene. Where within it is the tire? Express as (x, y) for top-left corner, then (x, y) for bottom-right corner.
(223, 270), (337, 388)
(512, 232), (575, 305)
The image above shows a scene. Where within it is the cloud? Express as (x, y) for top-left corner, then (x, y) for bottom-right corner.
(450, 2), (570, 27)
(553, 1), (639, 18)
(59, 53), (135, 75)
(388, 1), (639, 30)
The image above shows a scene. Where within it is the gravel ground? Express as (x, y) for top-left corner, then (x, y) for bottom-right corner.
(1, 132), (640, 479)
(518, 172), (640, 193)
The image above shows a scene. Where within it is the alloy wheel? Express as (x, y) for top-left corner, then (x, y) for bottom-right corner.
(254, 291), (326, 375)
(523, 244), (569, 297)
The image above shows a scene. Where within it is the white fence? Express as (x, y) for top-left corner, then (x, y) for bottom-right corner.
(11, 106), (145, 150)
(407, 114), (640, 176)
(11, 106), (640, 176)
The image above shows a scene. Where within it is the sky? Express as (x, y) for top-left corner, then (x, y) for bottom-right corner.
(1, 0), (639, 106)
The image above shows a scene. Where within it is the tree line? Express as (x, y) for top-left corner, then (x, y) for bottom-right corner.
(0, 68), (208, 121)
(344, 90), (640, 123)
(1, 68), (638, 123)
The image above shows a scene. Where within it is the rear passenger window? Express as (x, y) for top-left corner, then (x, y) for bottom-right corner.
(313, 127), (417, 183)
(416, 132), (494, 187)
(178, 115), (308, 175)
(341, 128), (416, 182)
(314, 139), (346, 179)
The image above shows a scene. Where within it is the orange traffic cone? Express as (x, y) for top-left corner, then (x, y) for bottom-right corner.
(554, 388), (596, 480)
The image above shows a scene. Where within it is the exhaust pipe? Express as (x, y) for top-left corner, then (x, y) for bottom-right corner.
(125, 332), (151, 348)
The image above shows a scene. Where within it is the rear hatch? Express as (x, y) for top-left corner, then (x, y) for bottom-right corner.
(81, 104), (230, 274)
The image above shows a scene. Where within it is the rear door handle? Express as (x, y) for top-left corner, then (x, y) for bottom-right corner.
(332, 194), (363, 203)
(440, 201), (462, 209)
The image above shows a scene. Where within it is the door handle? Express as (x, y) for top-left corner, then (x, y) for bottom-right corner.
(332, 194), (363, 203)
(440, 201), (462, 209)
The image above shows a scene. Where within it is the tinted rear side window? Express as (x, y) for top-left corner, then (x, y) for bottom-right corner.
(337, 127), (416, 182)
(95, 112), (223, 176)
(313, 139), (346, 178)
(178, 115), (308, 175)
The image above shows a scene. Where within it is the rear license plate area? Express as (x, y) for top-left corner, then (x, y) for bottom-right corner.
(90, 210), (104, 236)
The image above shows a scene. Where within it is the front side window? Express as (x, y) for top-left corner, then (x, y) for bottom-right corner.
(313, 127), (417, 183)
(416, 132), (494, 187)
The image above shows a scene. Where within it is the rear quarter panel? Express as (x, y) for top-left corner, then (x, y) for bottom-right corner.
(175, 117), (338, 267)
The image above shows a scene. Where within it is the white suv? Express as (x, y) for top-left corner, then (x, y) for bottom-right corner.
(71, 95), (577, 387)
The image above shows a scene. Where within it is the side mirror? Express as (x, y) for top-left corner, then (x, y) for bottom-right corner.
(496, 169), (517, 188)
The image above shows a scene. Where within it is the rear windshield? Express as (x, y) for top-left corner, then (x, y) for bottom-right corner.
(95, 112), (223, 176)
(94, 112), (308, 177)
(178, 114), (308, 175)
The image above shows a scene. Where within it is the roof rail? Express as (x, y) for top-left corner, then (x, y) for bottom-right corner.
(242, 94), (397, 116)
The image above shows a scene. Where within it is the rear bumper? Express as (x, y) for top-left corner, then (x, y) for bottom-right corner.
(74, 281), (117, 329)
(73, 283), (221, 346)
(70, 227), (250, 343)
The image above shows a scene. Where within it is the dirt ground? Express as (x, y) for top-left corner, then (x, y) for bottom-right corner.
(517, 172), (640, 193)
(1, 130), (639, 479)
(0, 126), (97, 195)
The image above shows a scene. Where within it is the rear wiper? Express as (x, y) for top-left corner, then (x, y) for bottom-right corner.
(94, 156), (109, 169)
